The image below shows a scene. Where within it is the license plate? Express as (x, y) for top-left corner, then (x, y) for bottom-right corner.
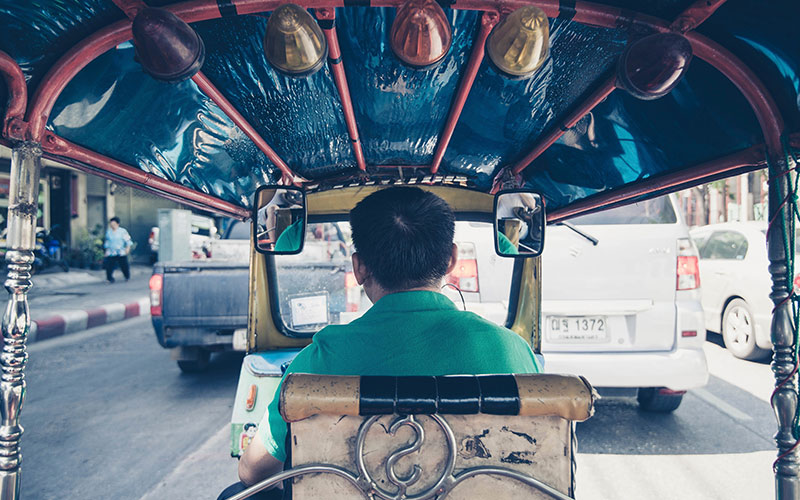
(546, 316), (608, 342)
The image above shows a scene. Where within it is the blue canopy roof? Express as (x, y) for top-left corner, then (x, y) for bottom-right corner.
(0, 0), (797, 213)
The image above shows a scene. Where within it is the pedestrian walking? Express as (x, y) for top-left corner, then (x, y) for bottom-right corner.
(104, 216), (132, 283)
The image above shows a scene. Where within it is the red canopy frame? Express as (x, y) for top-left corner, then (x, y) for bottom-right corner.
(0, 0), (787, 218)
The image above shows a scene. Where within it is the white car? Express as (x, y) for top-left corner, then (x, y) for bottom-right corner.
(689, 222), (779, 360)
(540, 195), (708, 412)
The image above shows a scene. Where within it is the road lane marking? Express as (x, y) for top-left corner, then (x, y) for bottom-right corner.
(693, 387), (752, 421)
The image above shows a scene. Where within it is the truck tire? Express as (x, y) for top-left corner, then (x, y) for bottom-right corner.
(637, 387), (683, 413)
(722, 298), (770, 361)
(176, 348), (211, 373)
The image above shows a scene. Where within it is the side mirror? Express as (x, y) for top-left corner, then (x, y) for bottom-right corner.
(253, 185), (307, 254)
(494, 190), (545, 257)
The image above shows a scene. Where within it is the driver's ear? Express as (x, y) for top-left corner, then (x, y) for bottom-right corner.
(445, 243), (458, 275)
(352, 252), (369, 285)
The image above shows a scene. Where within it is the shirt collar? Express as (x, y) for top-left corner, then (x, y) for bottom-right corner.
(367, 290), (458, 314)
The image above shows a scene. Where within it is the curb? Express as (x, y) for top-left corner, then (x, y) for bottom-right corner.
(30, 297), (150, 342)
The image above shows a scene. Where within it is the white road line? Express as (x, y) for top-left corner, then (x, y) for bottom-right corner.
(693, 387), (753, 421)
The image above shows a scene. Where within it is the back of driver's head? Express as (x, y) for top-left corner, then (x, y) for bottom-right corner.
(349, 187), (455, 291)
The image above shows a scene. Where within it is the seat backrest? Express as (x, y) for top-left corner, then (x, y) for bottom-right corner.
(279, 373), (595, 500)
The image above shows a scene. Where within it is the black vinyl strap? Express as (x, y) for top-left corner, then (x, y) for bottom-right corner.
(397, 376), (437, 414)
(478, 375), (521, 415)
(359, 375), (520, 415)
(344, 0), (370, 5)
(437, 375), (480, 414)
(328, 55), (343, 65)
(360, 376), (396, 415)
(317, 18), (335, 30)
(558, 0), (577, 21)
(216, 0), (238, 17)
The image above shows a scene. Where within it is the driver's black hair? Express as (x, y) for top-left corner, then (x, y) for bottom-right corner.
(109, 216), (121, 224)
(349, 187), (455, 291)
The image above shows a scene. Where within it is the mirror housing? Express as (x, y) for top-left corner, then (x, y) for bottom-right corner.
(494, 189), (545, 257)
(253, 185), (307, 255)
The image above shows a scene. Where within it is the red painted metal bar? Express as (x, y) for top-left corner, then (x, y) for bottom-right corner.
(191, 72), (299, 183)
(430, 10), (498, 174)
(108, 0), (302, 183)
(669, 0), (728, 33)
(0, 51), (27, 140)
(41, 132), (251, 219)
(316, 9), (366, 171)
(547, 142), (768, 223)
(510, 75), (616, 175)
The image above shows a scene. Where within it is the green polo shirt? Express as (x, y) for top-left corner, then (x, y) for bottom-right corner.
(260, 290), (541, 461)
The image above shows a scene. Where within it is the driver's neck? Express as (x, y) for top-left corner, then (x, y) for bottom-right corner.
(364, 282), (442, 304)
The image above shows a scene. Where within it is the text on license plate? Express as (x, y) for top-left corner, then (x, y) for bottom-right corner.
(547, 316), (608, 341)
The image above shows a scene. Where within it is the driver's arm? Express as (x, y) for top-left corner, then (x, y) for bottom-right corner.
(238, 429), (283, 486)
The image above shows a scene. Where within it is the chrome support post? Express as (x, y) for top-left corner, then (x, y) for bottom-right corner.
(768, 152), (800, 499)
(0, 142), (41, 500)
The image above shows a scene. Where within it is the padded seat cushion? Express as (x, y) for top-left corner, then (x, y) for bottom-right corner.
(280, 373), (595, 422)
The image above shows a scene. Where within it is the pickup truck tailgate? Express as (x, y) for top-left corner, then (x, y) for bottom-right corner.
(161, 262), (249, 328)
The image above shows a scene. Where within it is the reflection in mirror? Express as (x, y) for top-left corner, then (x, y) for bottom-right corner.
(494, 190), (545, 257)
(254, 186), (306, 254)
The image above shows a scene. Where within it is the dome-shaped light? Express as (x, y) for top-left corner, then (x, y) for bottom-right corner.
(617, 33), (693, 100)
(487, 6), (549, 78)
(264, 4), (327, 76)
(131, 7), (205, 83)
(390, 0), (452, 68)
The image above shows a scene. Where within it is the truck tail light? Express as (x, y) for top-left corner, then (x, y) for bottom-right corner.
(345, 271), (360, 312)
(676, 238), (700, 291)
(447, 242), (479, 293)
(149, 273), (163, 316)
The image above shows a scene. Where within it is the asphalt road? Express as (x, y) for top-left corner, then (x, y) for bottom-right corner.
(20, 318), (777, 499)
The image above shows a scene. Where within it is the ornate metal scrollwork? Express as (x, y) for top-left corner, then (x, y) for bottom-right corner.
(231, 413), (574, 500)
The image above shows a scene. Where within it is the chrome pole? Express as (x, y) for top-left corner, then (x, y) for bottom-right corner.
(768, 150), (800, 499)
(0, 142), (41, 500)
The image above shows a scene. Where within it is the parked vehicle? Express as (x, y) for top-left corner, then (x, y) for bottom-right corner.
(147, 214), (219, 263)
(690, 222), (777, 360)
(540, 195), (708, 412)
(33, 225), (69, 274)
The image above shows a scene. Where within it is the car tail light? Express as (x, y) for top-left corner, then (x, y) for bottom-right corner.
(149, 273), (163, 316)
(447, 242), (479, 293)
(676, 238), (700, 290)
(345, 271), (360, 312)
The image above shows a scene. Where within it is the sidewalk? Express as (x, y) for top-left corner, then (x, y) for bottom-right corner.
(21, 264), (153, 342)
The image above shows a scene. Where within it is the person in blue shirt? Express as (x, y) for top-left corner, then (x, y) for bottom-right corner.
(104, 216), (133, 283)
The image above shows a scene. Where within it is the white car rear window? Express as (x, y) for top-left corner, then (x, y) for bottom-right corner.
(568, 196), (677, 225)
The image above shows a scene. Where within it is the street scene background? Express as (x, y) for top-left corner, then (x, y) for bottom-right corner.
(6, 167), (778, 500)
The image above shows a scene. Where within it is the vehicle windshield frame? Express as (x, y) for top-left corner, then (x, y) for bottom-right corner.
(266, 212), (525, 338)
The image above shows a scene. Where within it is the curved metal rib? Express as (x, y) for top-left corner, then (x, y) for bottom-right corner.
(445, 466), (573, 500)
(224, 464), (365, 500)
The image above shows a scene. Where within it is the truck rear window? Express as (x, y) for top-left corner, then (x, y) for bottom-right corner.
(568, 196), (677, 225)
(273, 221), (513, 335)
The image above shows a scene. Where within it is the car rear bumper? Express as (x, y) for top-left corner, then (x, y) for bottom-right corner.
(541, 347), (708, 391)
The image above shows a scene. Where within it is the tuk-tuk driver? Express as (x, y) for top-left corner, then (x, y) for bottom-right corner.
(234, 186), (542, 495)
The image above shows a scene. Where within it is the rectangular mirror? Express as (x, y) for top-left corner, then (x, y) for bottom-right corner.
(254, 185), (307, 254)
(494, 189), (545, 257)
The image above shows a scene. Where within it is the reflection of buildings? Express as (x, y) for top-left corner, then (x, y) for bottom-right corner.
(0, 145), (189, 262)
